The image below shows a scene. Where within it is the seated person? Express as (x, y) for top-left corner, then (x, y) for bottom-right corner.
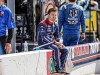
(37, 8), (69, 73)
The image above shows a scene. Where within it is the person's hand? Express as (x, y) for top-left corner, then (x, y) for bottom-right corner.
(59, 32), (62, 37)
(81, 33), (86, 40)
(55, 42), (64, 49)
(59, 43), (65, 49)
(5, 43), (12, 54)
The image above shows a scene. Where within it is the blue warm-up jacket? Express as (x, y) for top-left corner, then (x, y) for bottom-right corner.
(38, 18), (60, 45)
(0, 5), (15, 36)
(58, 3), (86, 34)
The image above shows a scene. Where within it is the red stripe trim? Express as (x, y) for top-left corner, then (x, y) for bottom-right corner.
(40, 18), (54, 25)
(40, 20), (47, 26)
(72, 54), (100, 64)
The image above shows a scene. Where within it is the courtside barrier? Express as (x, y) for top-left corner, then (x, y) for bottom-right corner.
(66, 42), (100, 66)
(0, 42), (100, 75)
(0, 50), (53, 75)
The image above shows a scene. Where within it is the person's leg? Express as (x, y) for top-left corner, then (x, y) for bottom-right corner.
(0, 37), (6, 54)
(48, 44), (62, 71)
(63, 34), (70, 46)
(69, 34), (80, 46)
(60, 48), (68, 69)
(44, 44), (69, 73)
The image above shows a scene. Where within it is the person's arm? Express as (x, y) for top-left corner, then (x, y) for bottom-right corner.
(80, 10), (86, 33)
(38, 24), (53, 43)
(6, 28), (14, 43)
(54, 24), (60, 42)
(5, 29), (14, 54)
(83, 0), (90, 11)
(6, 9), (16, 43)
(80, 9), (86, 40)
(77, 0), (81, 6)
(5, 9), (15, 53)
(58, 6), (65, 32)
(53, 23), (65, 49)
(6, 9), (16, 30)
(38, 24), (64, 49)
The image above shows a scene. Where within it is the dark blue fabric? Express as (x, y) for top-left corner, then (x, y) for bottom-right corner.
(58, 3), (86, 46)
(38, 19), (68, 70)
(0, 5), (16, 36)
(38, 19), (60, 45)
(63, 34), (80, 46)
(0, 42), (5, 55)
(58, 3), (86, 34)
(43, 44), (68, 70)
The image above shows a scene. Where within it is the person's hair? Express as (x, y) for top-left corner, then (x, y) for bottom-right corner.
(48, 8), (56, 14)
(68, 0), (76, 2)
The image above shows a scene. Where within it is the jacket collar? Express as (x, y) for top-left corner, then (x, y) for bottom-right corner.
(45, 18), (54, 25)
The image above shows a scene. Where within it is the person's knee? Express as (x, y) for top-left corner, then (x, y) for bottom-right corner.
(62, 48), (68, 54)
(55, 46), (59, 52)
(51, 45), (59, 51)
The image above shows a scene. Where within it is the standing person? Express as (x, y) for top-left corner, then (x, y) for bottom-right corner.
(37, 8), (69, 74)
(0, 0), (15, 54)
(77, 0), (90, 11)
(58, 0), (86, 46)
(77, 0), (99, 11)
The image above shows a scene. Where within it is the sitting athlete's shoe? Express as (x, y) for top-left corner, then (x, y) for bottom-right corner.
(56, 69), (70, 74)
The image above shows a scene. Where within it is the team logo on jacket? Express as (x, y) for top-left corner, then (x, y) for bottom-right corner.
(69, 8), (78, 18)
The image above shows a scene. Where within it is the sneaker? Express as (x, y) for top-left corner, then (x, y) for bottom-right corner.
(56, 69), (70, 74)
